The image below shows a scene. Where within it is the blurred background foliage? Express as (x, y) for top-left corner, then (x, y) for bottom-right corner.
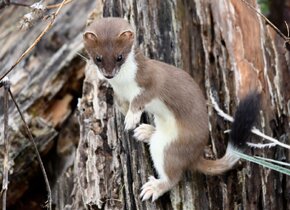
(258, 0), (270, 15)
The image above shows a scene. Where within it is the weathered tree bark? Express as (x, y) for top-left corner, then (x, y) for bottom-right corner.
(72, 0), (290, 210)
(0, 0), (96, 208)
(0, 0), (289, 210)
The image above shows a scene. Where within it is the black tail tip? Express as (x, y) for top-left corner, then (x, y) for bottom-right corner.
(230, 91), (261, 149)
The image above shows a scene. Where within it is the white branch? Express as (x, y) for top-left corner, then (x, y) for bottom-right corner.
(251, 128), (290, 149)
(209, 92), (234, 122)
(209, 92), (290, 150)
(247, 142), (277, 149)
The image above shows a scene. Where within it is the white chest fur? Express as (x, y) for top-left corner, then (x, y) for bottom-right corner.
(108, 50), (142, 102)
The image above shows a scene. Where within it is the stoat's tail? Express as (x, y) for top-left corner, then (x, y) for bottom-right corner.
(196, 92), (261, 175)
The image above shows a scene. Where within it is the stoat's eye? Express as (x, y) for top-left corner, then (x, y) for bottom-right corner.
(116, 54), (123, 62)
(96, 55), (102, 63)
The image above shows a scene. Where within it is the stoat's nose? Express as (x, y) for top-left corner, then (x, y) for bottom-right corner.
(104, 75), (114, 79)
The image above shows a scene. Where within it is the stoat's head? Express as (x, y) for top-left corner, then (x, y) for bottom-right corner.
(83, 17), (135, 79)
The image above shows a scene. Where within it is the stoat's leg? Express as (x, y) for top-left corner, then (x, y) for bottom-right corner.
(140, 177), (169, 201)
(134, 124), (155, 143)
(124, 90), (154, 130)
(140, 130), (183, 201)
(140, 173), (181, 202)
(115, 95), (141, 130)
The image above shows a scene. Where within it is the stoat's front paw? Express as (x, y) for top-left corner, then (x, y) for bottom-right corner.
(134, 124), (155, 143)
(124, 110), (142, 130)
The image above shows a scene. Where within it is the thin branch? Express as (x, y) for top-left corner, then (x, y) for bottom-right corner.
(8, 88), (52, 210)
(251, 127), (290, 149)
(46, 0), (73, 9)
(209, 92), (290, 150)
(0, 1), (70, 208)
(208, 92), (234, 122)
(1, 0), (72, 9)
(247, 142), (277, 149)
(240, 0), (290, 42)
(0, 0), (68, 82)
(1, 78), (10, 210)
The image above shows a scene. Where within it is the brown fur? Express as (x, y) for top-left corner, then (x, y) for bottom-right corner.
(196, 155), (239, 175)
(132, 55), (209, 179)
(84, 18), (134, 78)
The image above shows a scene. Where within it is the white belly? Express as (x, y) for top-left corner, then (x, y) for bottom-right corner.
(146, 99), (178, 179)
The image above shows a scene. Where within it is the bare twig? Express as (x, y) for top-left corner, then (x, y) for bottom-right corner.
(247, 142), (277, 149)
(209, 92), (290, 150)
(47, 0), (72, 9)
(240, 0), (290, 42)
(8, 88), (52, 210)
(0, 0), (68, 82)
(0, 1), (71, 208)
(207, 98), (234, 122)
(1, 78), (10, 210)
(251, 128), (290, 149)
(1, 0), (72, 9)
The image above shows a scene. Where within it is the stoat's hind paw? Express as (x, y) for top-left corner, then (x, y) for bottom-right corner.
(140, 176), (168, 202)
(134, 124), (155, 143)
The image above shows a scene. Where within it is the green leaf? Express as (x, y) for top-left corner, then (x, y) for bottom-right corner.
(255, 156), (290, 167)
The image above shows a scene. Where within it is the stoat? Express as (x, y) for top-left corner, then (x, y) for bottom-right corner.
(83, 17), (260, 201)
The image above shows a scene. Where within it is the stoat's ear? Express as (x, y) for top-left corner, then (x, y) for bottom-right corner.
(83, 31), (98, 43)
(118, 30), (134, 41)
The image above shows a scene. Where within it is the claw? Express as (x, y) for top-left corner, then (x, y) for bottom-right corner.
(140, 176), (168, 202)
(141, 189), (153, 201)
(133, 124), (155, 142)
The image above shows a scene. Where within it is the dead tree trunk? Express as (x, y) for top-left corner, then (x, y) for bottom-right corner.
(0, 0), (289, 210)
(71, 0), (290, 210)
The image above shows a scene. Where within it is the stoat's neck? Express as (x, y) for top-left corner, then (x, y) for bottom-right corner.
(108, 47), (144, 101)
(109, 48), (138, 86)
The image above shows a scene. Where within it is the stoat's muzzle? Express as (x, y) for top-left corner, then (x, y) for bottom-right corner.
(100, 67), (119, 79)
